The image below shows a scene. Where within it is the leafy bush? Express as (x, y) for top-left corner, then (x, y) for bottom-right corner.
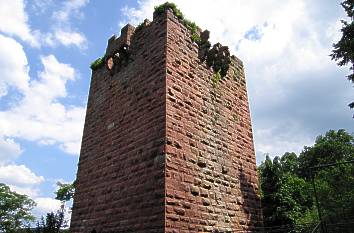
(154, 2), (183, 19)
(90, 57), (104, 70)
(154, 2), (201, 43)
(135, 22), (145, 33)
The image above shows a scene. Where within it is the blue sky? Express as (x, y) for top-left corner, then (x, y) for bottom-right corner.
(0, 0), (352, 222)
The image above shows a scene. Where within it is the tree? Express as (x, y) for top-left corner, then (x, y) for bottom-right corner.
(259, 155), (283, 226)
(0, 183), (36, 232)
(259, 129), (354, 230)
(314, 163), (354, 219)
(280, 152), (299, 174)
(259, 155), (312, 228)
(298, 129), (354, 178)
(330, 0), (354, 108)
(55, 181), (75, 203)
(34, 206), (67, 233)
(32, 181), (76, 233)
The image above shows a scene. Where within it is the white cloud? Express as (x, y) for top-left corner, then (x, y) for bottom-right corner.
(60, 141), (82, 155)
(9, 185), (41, 198)
(53, 0), (89, 23)
(54, 30), (87, 48)
(41, 30), (87, 49)
(34, 197), (62, 214)
(0, 164), (44, 186)
(254, 125), (313, 157)
(0, 0), (39, 46)
(32, 54), (75, 100)
(43, 0), (89, 49)
(121, 0), (353, 163)
(0, 34), (29, 98)
(0, 35), (85, 155)
(0, 0), (88, 49)
(0, 138), (22, 165)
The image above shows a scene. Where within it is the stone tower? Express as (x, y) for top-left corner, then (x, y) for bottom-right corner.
(70, 5), (262, 233)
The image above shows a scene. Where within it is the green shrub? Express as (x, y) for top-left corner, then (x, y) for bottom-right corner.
(183, 19), (200, 43)
(154, 2), (183, 19)
(154, 2), (200, 43)
(90, 57), (104, 70)
(135, 22), (145, 33)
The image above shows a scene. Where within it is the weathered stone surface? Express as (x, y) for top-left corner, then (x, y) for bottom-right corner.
(70, 7), (262, 233)
(70, 11), (167, 233)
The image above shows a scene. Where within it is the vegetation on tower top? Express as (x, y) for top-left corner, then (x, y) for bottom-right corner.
(154, 2), (201, 43)
(90, 57), (104, 70)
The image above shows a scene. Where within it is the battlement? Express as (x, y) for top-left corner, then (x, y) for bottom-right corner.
(100, 6), (243, 82)
(105, 24), (135, 57)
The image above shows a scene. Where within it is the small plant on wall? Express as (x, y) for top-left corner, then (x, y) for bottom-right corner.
(154, 2), (201, 43)
(90, 57), (104, 70)
(212, 70), (221, 88)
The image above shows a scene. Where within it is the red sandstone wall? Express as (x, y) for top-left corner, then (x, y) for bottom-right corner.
(71, 8), (262, 233)
(164, 10), (262, 232)
(70, 13), (167, 233)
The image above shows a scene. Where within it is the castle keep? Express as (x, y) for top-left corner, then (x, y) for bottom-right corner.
(70, 4), (262, 233)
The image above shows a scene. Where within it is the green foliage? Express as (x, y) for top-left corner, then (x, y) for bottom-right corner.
(330, 0), (354, 108)
(154, 2), (183, 19)
(0, 183), (36, 233)
(135, 22), (145, 33)
(211, 70), (221, 87)
(55, 182), (75, 202)
(314, 163), (354, 218)
(190, 31), (201, 43)
(90, 57), (104, 70)
(258, 129), (354, 229)
(34, 207), (67, 233)
(259, 155), (313, 227)
(154, 2), (200, 43)
(295, 207), (318, 226)
(280, 152), (299, 174)
(278, 175), (313, 222)
(341, 0), (354, 18)
(298, 129), (354, 178)
(183, 19), (200, 43)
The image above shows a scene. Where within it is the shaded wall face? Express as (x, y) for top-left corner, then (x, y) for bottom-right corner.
(70, 15), (167, 233)
(164, 11), (262, 232)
